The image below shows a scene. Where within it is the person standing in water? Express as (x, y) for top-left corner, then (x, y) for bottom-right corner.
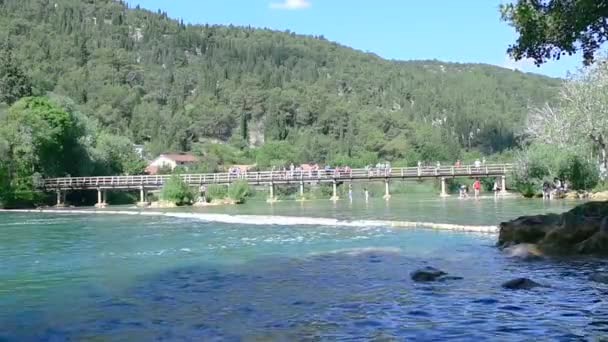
(493, 179), (499, 199)
(364, 187), (369, 203)
(473, 178), (481, 199)
(348, 184), (353, 202)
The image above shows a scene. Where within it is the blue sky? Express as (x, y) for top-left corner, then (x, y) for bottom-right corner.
(125, 0), (582, 78)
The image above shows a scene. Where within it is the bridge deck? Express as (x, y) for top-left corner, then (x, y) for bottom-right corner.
(41, 164), (513, 191)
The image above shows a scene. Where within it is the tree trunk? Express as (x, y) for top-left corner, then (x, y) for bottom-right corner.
(591, 133), (607, 170)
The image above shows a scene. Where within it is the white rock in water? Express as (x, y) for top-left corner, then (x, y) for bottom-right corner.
(504, 243), (543, 259)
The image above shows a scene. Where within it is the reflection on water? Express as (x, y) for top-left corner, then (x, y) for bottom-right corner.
(164, 195), (580, 226)
(1, 197), (606, 340)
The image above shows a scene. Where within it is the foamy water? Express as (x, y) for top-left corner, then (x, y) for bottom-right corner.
(1, 209), (499, 233)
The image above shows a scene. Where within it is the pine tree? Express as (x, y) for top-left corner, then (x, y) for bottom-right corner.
(0, 41), (32, 105)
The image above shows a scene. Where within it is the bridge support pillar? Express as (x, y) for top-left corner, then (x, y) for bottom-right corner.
(267, 183), (277, 203)
(383, 179), (391, 200)
(137, 186), (149, 207)
(330, 182), (339, 201)
(501, 176), (507, 194)
(55, 190), (65, 207)
(440, 177), (449, 197)
(95, 188), (107, 208)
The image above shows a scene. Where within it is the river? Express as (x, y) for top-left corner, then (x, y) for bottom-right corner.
(1, 196), (607, 340)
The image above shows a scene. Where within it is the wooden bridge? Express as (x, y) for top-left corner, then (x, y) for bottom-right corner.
(41, 164), (513, 206)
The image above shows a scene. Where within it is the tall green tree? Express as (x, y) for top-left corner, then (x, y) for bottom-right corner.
(501, 0), (608, 65)
(0, 97), (85, 206)
(0, 42), (32, 105)
(526, 58), (608, 168)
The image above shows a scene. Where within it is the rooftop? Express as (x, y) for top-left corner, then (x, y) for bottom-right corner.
(159, 152), (198, 163)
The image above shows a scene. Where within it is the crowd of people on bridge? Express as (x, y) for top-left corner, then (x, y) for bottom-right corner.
(225, 158), (495, 179)
(269, 163), (355, 179)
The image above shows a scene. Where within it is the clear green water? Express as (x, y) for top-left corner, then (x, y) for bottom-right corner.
(1, 196), (607, 340)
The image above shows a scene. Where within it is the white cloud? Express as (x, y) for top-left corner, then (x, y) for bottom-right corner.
(270, 0), (311, 10)
(503, 54), (535, 71)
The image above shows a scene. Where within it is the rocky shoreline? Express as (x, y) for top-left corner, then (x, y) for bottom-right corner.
(498, 201), (608, 256)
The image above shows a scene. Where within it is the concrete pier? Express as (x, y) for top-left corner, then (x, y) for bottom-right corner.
(383, 179), (391, 200)
(137, 186), (149, 207)
(95, 188), (107, 208)
(267, 183), (277, 203)
(55, 190), (66, 207)
(440, 177), (449, 197)
(330, 182), (339, 201)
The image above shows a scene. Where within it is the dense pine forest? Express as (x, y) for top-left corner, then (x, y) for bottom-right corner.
(0, 0), (562, 205)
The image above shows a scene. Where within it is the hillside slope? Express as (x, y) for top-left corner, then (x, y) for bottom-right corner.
(0, 0), (560, 163)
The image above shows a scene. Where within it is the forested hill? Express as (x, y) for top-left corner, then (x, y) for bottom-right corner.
(0, 0), (560, 163)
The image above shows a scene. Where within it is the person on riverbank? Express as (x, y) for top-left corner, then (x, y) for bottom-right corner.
(542, 181), (551, 199)
(552, 178), (563, 199)
(198, 185), (207, 203)
(473, 178), (481, 199)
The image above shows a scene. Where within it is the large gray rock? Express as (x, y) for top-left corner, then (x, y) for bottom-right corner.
(498, 201), (608, 256)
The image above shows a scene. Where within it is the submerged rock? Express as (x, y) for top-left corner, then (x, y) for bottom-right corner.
(501, 278), (543, 290)
(590, 272), (608, 284)
(498, 201), (608, 256)
(503, 243), (543, 260)
(410, 267), (446, 282)
(410, 267), (461, 282)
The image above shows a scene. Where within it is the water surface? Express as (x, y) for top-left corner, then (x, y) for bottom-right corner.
(2, 196), (607, 340)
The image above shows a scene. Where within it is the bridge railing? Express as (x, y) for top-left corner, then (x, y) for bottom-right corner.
(40, 164), (514, 190)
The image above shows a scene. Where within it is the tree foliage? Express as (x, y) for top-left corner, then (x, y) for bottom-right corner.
(0, 96), (145, 207)
(0, 0), (559, 163)
(0, 97), (84, 206)
(160, 175), (194, 205)
(501, 1), (608, 65)
(513, 142), (599, 195)
(0, 41), (32, 105)
(526, 58), (608, 168)
(227, 180), (250, 204)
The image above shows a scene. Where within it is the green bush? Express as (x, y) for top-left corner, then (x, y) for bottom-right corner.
(513, 143), (599, 194)
(557, 155), (599, 190)
(206, 184), (228, 202)
(516, 181), (538, 198)
(227, 180), (250, 204)
(160, 175), (194, 205)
